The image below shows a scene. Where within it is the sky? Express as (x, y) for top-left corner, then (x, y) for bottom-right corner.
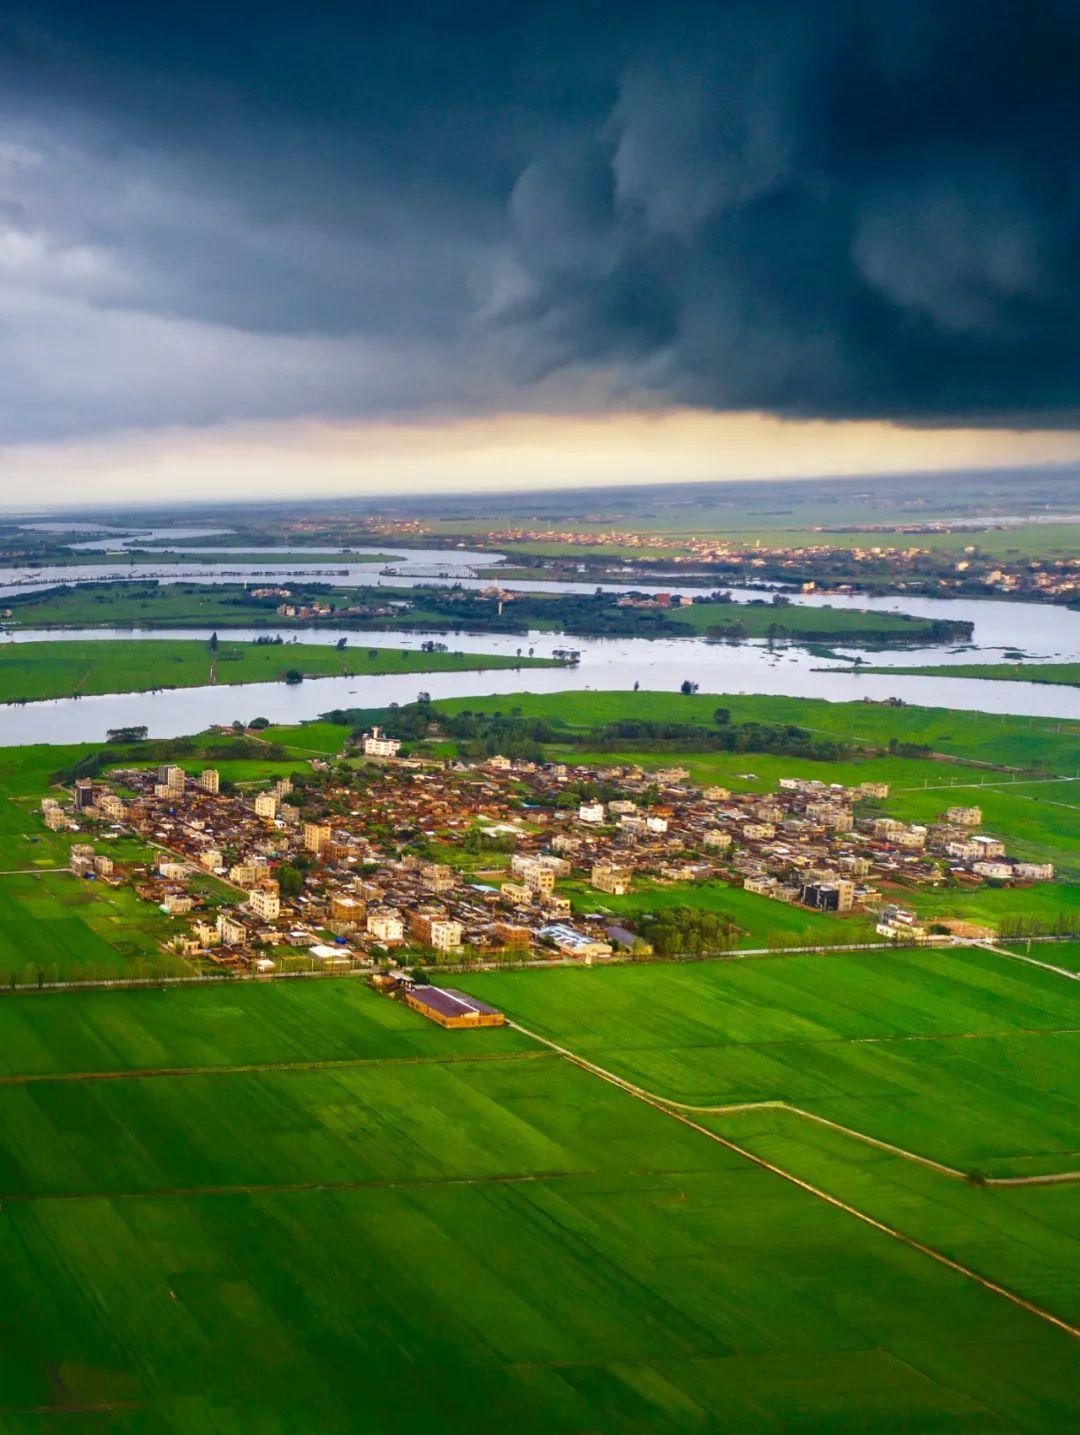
(1, 1), (1078, 507)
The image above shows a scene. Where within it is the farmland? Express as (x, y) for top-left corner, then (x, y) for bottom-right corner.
(0, 638), (554, 704)
(0, 976), (1075, 1431)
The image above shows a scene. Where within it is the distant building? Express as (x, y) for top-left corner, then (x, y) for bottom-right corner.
(199, 769), (220, 795)
(578, 802), (605, 824)
(157, 765), (185, 794)
(946, 805), (982, 826)
(247, 883), (281, 921)
(591, 862), (632, 896)
(367, 906), (404, 943)
(362, 726), (401, 759)
(254, 792), (278, 819)
(216, 912), (248, 945)
(329, 893), (366, 926)
(540, 924), (612, 959)
(304, 822), (332, 854)
(402, 985), (505, 1030)
(420, 862), (455, 893)
(409, 911), (463, 951)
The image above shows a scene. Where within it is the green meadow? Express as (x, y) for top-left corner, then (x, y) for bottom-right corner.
(0, 977), (1075, 1432)
(858, 661), (1080, 687)
(564, 875), (876, 947)
(0, 638), (552, 703)
(435, 688), (1080, 772)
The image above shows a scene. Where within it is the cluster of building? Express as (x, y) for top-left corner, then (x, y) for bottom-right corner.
(40, 744), (1055, 971)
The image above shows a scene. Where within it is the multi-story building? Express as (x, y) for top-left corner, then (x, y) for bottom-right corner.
(247, 883), (281, 922)
(367, 906), (404, 943)
(419, 862), (455, 893)
(216, 912), (248, 945)
(946, 806), (982, 826)
(157, 765), (185, 793)
(329, 893), (366, 928)
(591, 862), (632, 896)
(304, 822), (332, 854)
(578, 802), (605, 824)
(199, 769), (220, 795)
(409, 910), (463, 951)
(362, 726), (401, 759)
(254, 792), (278, 820)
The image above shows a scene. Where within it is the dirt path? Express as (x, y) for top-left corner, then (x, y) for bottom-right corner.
(977, 940), (1080, 981)
(0, 1048), (554, 1088)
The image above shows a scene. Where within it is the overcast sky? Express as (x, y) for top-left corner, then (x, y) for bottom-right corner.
(1, 1), (1078, 505)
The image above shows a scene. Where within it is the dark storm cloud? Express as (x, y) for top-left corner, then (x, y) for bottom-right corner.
(0, 0), (1077, 440)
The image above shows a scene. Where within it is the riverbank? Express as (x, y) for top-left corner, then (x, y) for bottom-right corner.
(0, 639), (558, 705)
(3, 579), (973, 649)
(839, 661), (1080, 688)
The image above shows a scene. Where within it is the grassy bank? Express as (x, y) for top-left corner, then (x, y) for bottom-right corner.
(0, 639), (555, 704)
(853, 661), (1080, 687)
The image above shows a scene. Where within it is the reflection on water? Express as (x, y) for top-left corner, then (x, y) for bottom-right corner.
(0, 622), (1076, 746)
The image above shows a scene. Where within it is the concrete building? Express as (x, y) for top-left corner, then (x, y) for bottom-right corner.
(216, 912), (248, 945)
(419, 862), (455, 893)
(946, 805), (982, 826)
(329, 893), (366, 927)
(367, 906), (404, 943)
(578, 802), (605, 824)
(247, 883), (281, 921)
(304, 822), (332, 854)
(591, 862), (632, 896)
(409, 911), (463, 951)
(200, 769), (220, 795)
(254, 792), (278, 820)
(539, 924), (612, 959)
(362, 726), (401, 759)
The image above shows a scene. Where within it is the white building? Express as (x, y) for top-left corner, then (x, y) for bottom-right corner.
(362, 726), (401, 759)
(247, 884), (281, 921)
(367, 906), (404, 943)
(578, 802), (605, 824)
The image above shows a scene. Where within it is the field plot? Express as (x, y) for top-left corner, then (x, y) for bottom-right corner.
(564, 875), (876, 946)
(0, 978), (1076, 1432)
(1003, 941), (1080, 973)
(458, 949), (1079, 1176)
(0, 871), (182, 982)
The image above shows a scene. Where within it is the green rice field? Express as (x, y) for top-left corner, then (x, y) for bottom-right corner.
(0, 976), (1075, 1431)
(457, 947), (1078, 1176)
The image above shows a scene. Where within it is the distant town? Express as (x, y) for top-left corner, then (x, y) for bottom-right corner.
(41, 722), (1057, 1009)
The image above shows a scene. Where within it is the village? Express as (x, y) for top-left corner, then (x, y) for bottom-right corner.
(38, 720), (1058, 988)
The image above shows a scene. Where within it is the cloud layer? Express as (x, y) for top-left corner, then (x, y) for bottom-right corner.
(0, 0), (1078, 444)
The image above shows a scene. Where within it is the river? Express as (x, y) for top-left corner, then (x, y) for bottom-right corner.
(0, 530), (1076, 742)
(0, 621), (1076, 746)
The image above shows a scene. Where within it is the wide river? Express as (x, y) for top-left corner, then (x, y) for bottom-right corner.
(0, 534), (1077, 742)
